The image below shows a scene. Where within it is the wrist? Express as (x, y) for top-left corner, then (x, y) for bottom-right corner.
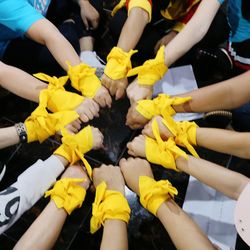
(156, 201), (167, 218)
(175, 156), (188, 172)
(79, 0), (89, 7)
(107, 184), (125, 196)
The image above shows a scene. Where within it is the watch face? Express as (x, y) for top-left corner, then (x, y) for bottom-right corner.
(20, 132), (27, 143)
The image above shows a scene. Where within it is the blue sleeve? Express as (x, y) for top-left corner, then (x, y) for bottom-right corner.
(217, 0), (224, 4)
(0, 0), (45, 36)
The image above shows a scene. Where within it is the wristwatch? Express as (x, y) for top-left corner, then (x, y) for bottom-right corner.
(15, 122), (27, 143)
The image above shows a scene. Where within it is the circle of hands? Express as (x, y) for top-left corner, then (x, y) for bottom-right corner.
(65, 69), (168, 189)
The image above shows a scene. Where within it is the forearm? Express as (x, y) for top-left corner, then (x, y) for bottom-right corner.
(14, 201), (67, 250)
(156, 200), (214, 250)
(196, 127), (250, 158)
(101, 220), (128, 250)
(117, 7), (149, 52)
(173, 71), (250, 113)
(164, 0), (220, 67)
(0, 156), (66, 234)
(0, 126), (20, 149)
(28, 19), (81, 71)
(45, 30), (81, 70)
(176, 156), (249, 200)
(0, 62), (46, 102)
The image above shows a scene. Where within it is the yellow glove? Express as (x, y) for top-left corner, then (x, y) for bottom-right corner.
(53, 126), (93, 178)
(145, 119), (187, 170)
(139, 176), (178, 215)
(136, 94), (192, 120)
(24, 105), (79, 143)
(104, 47), (137, 80)
(34, 73), (84, 112)
(127, 46), (167, 86)
(161, 115), (199, 157)
(45, 178), (86, 215)
(90, 181), (131, 234)
(67, 62), (101, 98)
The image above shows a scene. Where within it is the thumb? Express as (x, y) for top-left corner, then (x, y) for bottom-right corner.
(115, 87), (125, 100)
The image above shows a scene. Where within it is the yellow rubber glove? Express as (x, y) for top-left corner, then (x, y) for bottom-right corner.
(24, 105), (79, 143)
(146, 119), (187, 170)
(44, 178), (86, 215)
(67, 62), (101, 98)
(104, 47), (137, 80)
(139, 176), (178, 215)
(127, 46), (167, 86)
(53, 126), (93, 178)
(34, 73), (84, 112)
(161, 115), (199, 157)
(90, 181), (131, 234)
(136, 94), (192, 120)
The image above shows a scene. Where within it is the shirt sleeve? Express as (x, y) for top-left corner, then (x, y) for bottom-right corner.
(0, 1), (45, 36)
(217, 0), (224, 4)
(0, 156), (64, 234)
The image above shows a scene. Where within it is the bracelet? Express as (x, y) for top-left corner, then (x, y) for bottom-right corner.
(15, 122), (27, 143)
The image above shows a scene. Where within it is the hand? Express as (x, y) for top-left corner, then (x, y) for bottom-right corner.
(154, 31), (177, 54)
(93, 85), (112, 108)
(65, 118), (82, 134)
(79, 0), (100, 30)
(127, 135), (146, 158)
(101, 74), (128, 100)
(61, 163), (91, 190)
(91, 127), (104, 149)
(76, 98), (100, 122)
(93, 164), (125, 195)
(119, 157), (153, 195)
(127, 79), (153, 104)
(126, 104), (149, 129)
(142, 116), (173, 140)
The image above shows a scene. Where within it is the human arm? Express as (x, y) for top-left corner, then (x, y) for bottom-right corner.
(26, 19), (81, 71)
(173, 71), (250, 113)
(142, 116), (250, 159)
(78, 0), (100, 30)
(0, 126), (20, 149)
(0, 62), (46, 102)
(117, 6), (149, 52)
(164, 0), (220, 67)
(126, 71), (250, 129)
(120, 157), (215, 250)
(14, 164), (90, 250)
(0, 155), (67, 235)
(176, 155), (250, 200)
(101, 2), (150, 100)
(196, 128), (250, 158)
(92, 165), (129, 250)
